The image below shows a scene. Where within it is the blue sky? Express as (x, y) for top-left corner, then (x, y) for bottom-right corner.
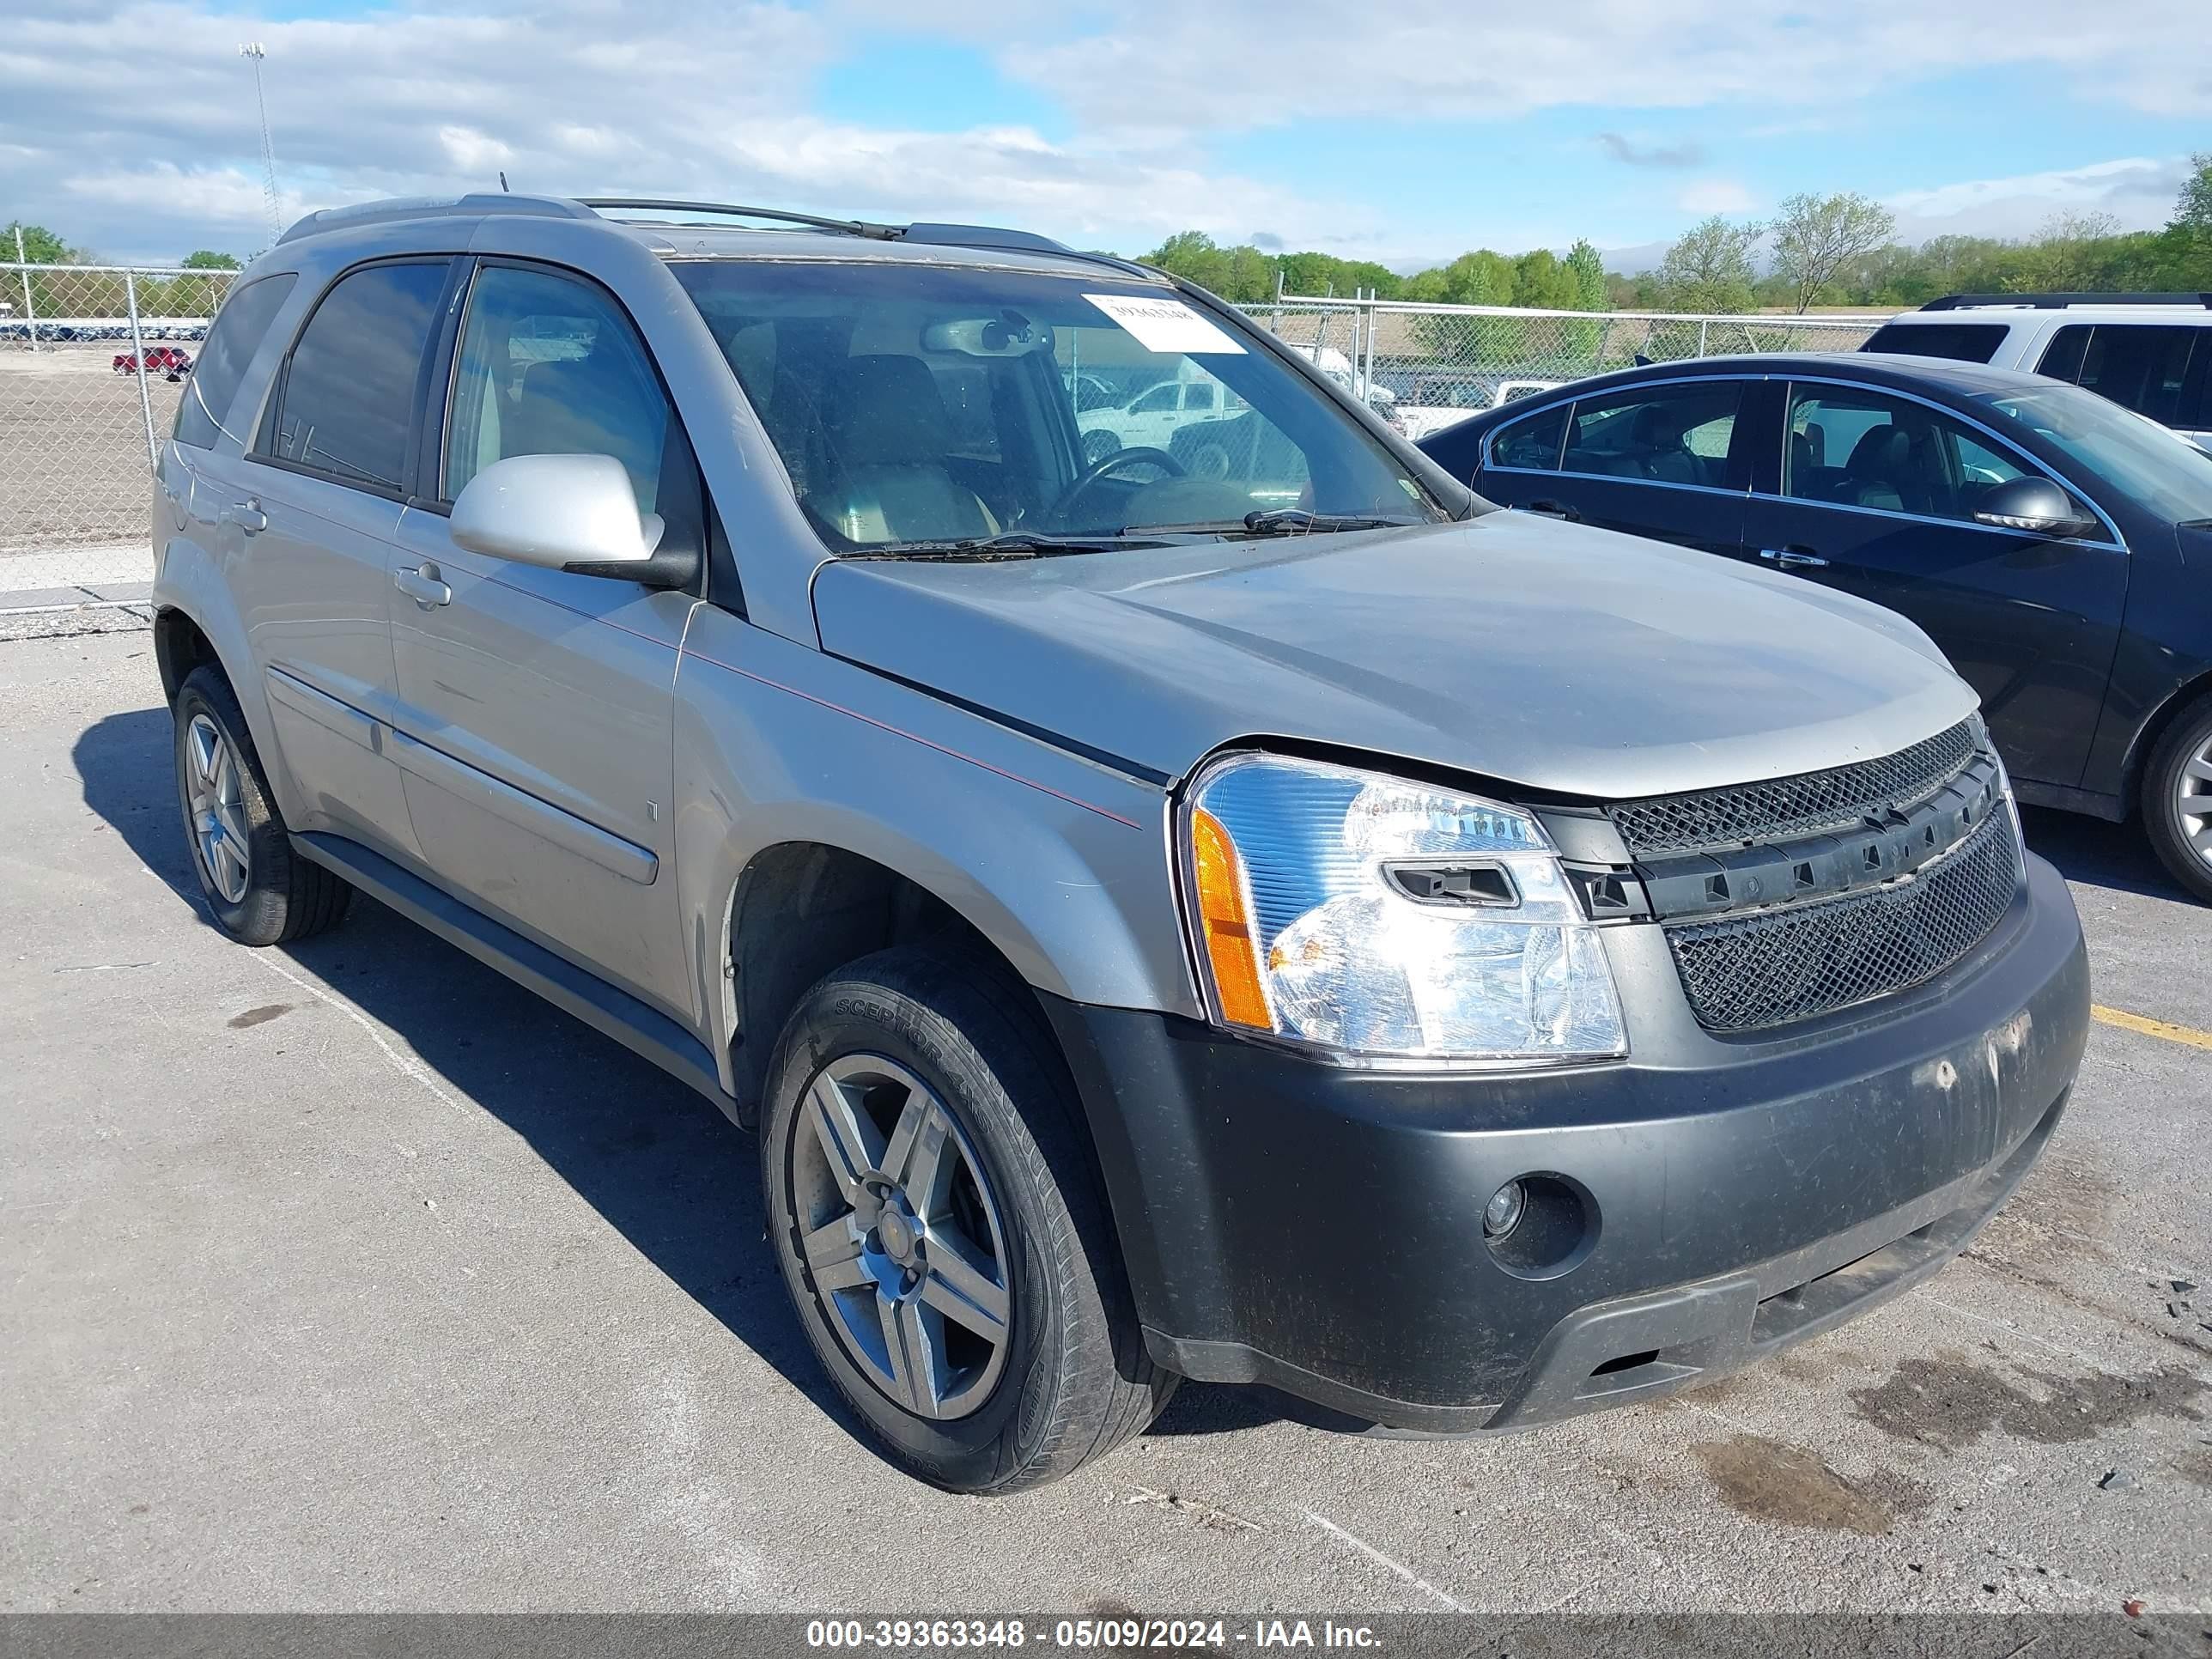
(3, 0), (2204, 269)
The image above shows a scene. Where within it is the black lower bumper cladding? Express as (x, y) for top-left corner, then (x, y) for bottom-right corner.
(1047, 854), (2091, 1433)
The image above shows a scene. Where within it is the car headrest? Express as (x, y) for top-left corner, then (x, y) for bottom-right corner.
(828, 356), (957, 468)
(1844, 424), (1909, 477)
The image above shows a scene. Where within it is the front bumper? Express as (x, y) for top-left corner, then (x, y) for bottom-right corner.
(1044, 852), (2091, 1433)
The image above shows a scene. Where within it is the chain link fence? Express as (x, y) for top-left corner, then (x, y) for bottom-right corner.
(0, 264), (1881, 611)
(2, 262), (234, 603)
(1239, 297), (1882, 439)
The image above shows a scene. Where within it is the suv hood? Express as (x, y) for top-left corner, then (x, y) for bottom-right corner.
(811, 515), (1977, 799)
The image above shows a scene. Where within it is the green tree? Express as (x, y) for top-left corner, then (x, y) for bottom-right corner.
(1509, 247), (1582, 309)
(1768, 191), (1896, 313)
(2172, 152), (2212, 234)
(1143, 231), (1234, 295)
(1565, 240), (1608, 311)
(2, 222), (70, 264)
(1400, 267), (1451, 303)
(1656, 215), (1762, 313)
(1214, 244), (1274, 303)
(1437, 249), (1515, 305)
(181, 249), (243, 270)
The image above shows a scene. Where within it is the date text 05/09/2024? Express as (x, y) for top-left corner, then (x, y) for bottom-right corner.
(805, 1619), (1383, 1650)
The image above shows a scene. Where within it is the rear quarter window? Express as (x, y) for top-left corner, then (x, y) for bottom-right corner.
(1862, 322), (2007, 364)
(173, 273), (297, 450)
(1487, 404), (1567, 471)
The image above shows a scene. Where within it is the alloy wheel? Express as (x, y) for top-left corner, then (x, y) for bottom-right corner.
(185, 713), (252, 904)
(790, 1054), (1013, 1420)
(2178, 732), (2212, 868)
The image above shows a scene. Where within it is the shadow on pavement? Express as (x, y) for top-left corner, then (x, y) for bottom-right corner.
(73, 704), (1285, 1457)
(2019, 804), (2196, 904)
(73, 706), (855, 1437)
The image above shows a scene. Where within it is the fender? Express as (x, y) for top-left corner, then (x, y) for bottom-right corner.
(671, 605), (1200, 1098)
(149, 506), (313, 828)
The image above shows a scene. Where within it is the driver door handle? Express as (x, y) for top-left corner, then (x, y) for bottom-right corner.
(221, 498), (267, 534)
(394, 562), (452, 608)
(1759, 545), (1828, 570)
(1528, 498), (1581, 522)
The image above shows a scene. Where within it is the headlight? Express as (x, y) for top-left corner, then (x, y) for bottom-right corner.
(1179, 752), (1626, 1066)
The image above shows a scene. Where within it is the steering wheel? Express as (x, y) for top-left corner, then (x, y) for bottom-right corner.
(1049, 446), (1186, 522)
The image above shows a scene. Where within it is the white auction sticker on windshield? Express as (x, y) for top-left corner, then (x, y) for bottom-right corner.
(1084, 294), (1248, 356)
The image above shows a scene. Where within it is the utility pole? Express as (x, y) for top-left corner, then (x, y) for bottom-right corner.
(239, 43), (282, 245)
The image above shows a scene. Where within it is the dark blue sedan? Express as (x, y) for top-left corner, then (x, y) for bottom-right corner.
(1418, 353), (2212, 900)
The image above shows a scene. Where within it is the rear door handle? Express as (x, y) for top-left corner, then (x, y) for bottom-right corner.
(394, 562), (452, 608)
(1759, 545), (1828, 570)
(222, 498), (267, 534)
(1528, 498), (1582, 522)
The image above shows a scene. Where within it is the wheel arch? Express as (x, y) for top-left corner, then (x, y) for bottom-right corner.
(153, 605), (222, 703)
(719, 839), (1065, 1130)
(2118, 666), (2212, 817)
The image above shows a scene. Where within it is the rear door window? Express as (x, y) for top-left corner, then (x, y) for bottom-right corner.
(2039, 324), (2201, 425)
(173, 273), (296, 450)
(264, 260), (451, 495)
(1861, 321), (2008, 364)
(1560, 382), (1742, 487)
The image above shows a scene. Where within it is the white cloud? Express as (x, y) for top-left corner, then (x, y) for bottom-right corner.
(0, 0), (1364, 262)
(1885, 155), (2192, 238)
(438, 127), (515, 174)
(2, 0), (2203, 267)
(867, 0), (2212, 133)
(1676, 179), (1754, 216)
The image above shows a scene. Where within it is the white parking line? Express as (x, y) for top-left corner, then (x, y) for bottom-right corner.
(1302, 1510), (1470, 1612)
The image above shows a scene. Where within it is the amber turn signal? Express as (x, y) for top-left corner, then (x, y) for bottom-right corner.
(1189, 805), (1273, 1030)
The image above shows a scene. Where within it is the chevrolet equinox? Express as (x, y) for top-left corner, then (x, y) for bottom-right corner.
(150, 194), (2092, 1492)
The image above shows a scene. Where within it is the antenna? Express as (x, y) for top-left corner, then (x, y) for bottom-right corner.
(238, 43), (282, 245)
(499, 171), (509, 193)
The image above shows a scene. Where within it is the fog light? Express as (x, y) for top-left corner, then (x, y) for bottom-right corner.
(1483, 1180), (1526, 1239)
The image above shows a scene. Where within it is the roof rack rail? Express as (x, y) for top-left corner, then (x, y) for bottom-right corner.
(278, 192), (1161, 281)
(580, 197), (1156, 278)
(276, 192), (596, 245)
(1920, 291), (2212, 311)
(578, 198), (904, 240)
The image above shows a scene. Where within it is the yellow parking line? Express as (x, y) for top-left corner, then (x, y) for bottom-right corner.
(2092, 1005), (2212, 1052)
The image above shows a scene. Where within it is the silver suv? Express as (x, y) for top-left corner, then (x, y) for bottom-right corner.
(152, 194), (2092, 1492)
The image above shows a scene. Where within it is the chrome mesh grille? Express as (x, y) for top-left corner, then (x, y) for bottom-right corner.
(1608, 720), (1981, 856)
(1664, 808), (2021, 1033)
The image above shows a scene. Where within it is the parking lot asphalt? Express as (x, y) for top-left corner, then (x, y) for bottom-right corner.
(3, 626), (2207, 1616)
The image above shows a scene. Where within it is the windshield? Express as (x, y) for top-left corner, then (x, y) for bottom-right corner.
(672, 260), (1443, 550)
(1972, 381), (2212, 524)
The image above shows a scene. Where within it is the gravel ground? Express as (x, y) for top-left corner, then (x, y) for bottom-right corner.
(1, 626), (2207, 1619)
(0, 351), (183, 554)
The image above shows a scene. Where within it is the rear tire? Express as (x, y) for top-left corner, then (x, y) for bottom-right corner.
(761, 945), (1175, 1492)
(173, 665), (354, 945)
(2141, 691), (2212, 905)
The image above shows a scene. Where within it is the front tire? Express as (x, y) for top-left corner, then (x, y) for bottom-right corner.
(2141, 691), (2212, 904)
(173, 665), (353, 945)
(761, 946), (1174, 1492)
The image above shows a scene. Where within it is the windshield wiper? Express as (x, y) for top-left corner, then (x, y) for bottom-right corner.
(864, 532), (1170, 562)
(1133, 509), (1427, 538)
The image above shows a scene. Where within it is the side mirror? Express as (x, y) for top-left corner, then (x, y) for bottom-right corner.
(450, 453), (666, 574)
(1972, 476), (2098, 539)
